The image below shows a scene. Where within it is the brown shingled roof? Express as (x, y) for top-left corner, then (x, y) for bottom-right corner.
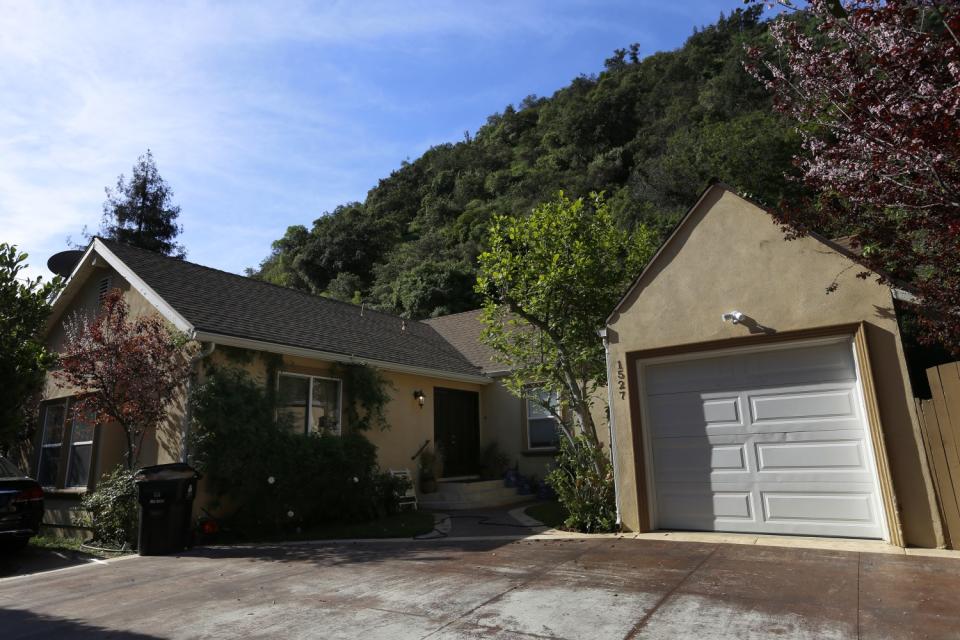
(422, 309), (509, 375)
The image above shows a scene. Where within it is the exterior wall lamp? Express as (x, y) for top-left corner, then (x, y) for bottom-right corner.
(413, 390), (426, 408)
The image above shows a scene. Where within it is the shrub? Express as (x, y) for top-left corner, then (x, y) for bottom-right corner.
(477, 441), (509, 480)
(82, 465), (138, 548)
(189, 367), (402, 536)
(545, 434), (617, 533)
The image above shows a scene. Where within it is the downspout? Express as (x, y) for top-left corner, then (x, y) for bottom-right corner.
(599, 328), (621, 526)
(181, 341), (216, 464)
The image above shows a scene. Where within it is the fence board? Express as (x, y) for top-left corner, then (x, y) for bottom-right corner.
(918, 362), (960, 549)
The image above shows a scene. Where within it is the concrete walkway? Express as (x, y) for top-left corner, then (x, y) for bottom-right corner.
(2, 536), (959, 639)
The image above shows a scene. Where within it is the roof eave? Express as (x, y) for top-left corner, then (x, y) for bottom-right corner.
(193, 331), (492, 385)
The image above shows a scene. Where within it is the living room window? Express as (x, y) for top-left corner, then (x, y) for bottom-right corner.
(277, 372), (342, 436)
(37, 401), (66, 487)
(65, 414), (95, 488)
(526, 388), (561, 450)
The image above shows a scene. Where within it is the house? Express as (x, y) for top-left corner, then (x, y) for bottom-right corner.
(604, 184), (941, 548)
(35, 239), (560, 533)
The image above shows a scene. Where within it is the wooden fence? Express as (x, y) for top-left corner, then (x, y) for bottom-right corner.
(915, 362), (960, 549)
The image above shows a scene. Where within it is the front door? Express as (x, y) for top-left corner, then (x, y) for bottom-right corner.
(433, 387), (480, 477)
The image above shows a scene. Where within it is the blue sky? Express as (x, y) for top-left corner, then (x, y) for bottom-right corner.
(1, 1), (750, 281)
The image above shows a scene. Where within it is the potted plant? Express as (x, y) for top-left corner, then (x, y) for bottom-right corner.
(419, 449), (438, 494)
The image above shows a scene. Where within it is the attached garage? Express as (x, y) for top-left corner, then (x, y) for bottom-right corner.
(605, 184), (943, 548)
(640, 338), (886, 539)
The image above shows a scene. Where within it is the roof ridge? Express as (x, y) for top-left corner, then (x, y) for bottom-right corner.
(97, 238), (431, 327)
(424, 308), (484, 322)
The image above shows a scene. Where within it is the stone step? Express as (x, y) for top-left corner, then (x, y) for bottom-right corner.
(419, 479), (533, 510)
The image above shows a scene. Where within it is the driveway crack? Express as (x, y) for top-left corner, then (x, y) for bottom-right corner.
(622, 544), (720, 640)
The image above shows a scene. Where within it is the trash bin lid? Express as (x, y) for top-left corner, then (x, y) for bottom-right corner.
(134, 462), (199, 482)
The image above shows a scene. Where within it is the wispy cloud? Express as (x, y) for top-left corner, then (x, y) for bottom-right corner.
(0, 0), (743, 280)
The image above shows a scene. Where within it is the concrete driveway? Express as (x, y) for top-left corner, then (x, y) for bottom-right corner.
(1, 537), (958, 639)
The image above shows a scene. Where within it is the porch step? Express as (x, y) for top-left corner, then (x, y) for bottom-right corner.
(419, 479), (530, 510)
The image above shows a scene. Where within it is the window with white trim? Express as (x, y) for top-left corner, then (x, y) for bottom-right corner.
(526, 388), (561, 450)
(277, 373), (342, 436)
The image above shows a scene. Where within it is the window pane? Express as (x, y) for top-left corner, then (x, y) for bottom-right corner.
(529, 418), (560, 449)
(66, 444), (92, 488)
(278, 375), (310, 433)
(66, 415), (94, 488)
(38, 447), (61, 487)
(42, 404), (66, 445)
(311, 378), (341, 434)
(527, 389), (557, 419)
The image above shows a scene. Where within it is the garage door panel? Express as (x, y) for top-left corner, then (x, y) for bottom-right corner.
(652, 438), (750, 483)
(645, 342), (856, 396)
(755, 439), (867, 472)
(761, 491), (877, 526)
(657, 490), (755, 524)
(647, 393), (743, 438)
(749, 387), (858, 428)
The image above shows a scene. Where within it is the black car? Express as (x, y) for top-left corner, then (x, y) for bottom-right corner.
(0, 455), (44, 550)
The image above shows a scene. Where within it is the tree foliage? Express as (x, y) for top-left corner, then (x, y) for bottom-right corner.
(253, 8), (804, 319)
(476, 192), (657, 444)
(99, 149), (186, 258)
(0, 244), (61, 454)
(746, 0), (960, 351)
(54, 290), (191, 469)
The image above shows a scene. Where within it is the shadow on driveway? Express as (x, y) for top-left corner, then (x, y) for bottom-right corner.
(0, 545), (104, 579)
(0, 607), (163, 638)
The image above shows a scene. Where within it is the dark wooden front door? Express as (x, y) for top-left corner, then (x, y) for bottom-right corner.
(433, 387), (480, 477)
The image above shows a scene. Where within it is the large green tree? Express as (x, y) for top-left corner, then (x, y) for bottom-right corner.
(100, 149), (186, 257)
(252, 8), (805, 318)
(475, 192), (657, 444)
(0, 244), (61, 454)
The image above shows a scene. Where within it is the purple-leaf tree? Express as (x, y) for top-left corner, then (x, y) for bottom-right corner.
(745, 1), (960, 351)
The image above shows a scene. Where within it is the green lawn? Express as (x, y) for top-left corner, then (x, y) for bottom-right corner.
(253, 510), (436, 542)
(525, 501), (568, 528)
(28, 535), (128, 558)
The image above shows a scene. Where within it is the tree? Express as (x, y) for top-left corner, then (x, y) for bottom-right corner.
(0, 244), (61, 454)
(100, 149), (186, 257)
(53, 290), (191, 469)
(745, 0), (960, 351)
(475, 192), (657, 445)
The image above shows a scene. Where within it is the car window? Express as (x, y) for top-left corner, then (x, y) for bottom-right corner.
(0, 455), (25, 478)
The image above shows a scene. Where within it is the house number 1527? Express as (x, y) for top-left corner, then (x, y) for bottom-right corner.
(617, 361), (626, 400)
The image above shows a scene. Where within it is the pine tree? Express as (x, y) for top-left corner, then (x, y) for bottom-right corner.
(100, 150), (185, 257)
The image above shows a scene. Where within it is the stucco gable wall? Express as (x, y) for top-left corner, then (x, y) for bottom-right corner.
(606, 188), (939, 547)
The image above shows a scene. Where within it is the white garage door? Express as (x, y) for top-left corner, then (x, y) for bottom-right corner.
(642, 338), (885, 539)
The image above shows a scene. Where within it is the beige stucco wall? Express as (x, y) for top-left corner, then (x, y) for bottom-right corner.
(39, 263), (186, 493)
(606, 187), (939, 548)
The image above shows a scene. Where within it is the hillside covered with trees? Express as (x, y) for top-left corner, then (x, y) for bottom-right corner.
(253, 7), (805, 319)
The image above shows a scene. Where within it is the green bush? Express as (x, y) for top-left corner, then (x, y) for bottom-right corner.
(82, 465), (138, 548)
(545, 434), (617, 533)
(189, 367), (404, 535)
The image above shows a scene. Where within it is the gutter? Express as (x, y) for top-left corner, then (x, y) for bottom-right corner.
(181, 341), (216, 463)
(599, 327), (622, 526)
(192, 331), (492, 385)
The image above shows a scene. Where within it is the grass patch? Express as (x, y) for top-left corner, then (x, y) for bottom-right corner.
(28, 535), (127, 558)
(525, 501), (568, 528)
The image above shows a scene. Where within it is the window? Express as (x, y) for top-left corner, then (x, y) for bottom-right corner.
(277, 373), (342, 435)
(38, 402), (66, 487)
(526, 389), (561, 450)
(66, 414), (94, 488)
(37, 400), (95, 490)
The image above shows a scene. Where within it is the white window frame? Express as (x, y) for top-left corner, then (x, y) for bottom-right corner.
(64, 413), (95, 489)
(525, 388), (561, 451)
(37, 400), (68, 488)
(277, 371), (343, 436)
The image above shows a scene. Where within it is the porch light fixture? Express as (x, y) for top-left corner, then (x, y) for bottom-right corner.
(722, 310), (744, 325)
(413, 390), (426, 408)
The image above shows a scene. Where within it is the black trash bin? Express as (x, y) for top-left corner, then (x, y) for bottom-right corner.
(134, 463), (200, 556)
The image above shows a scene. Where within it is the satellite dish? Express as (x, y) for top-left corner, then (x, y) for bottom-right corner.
(47, 250), (84, 277)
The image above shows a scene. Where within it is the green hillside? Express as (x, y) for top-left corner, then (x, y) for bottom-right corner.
(253, 7), (802, 319)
